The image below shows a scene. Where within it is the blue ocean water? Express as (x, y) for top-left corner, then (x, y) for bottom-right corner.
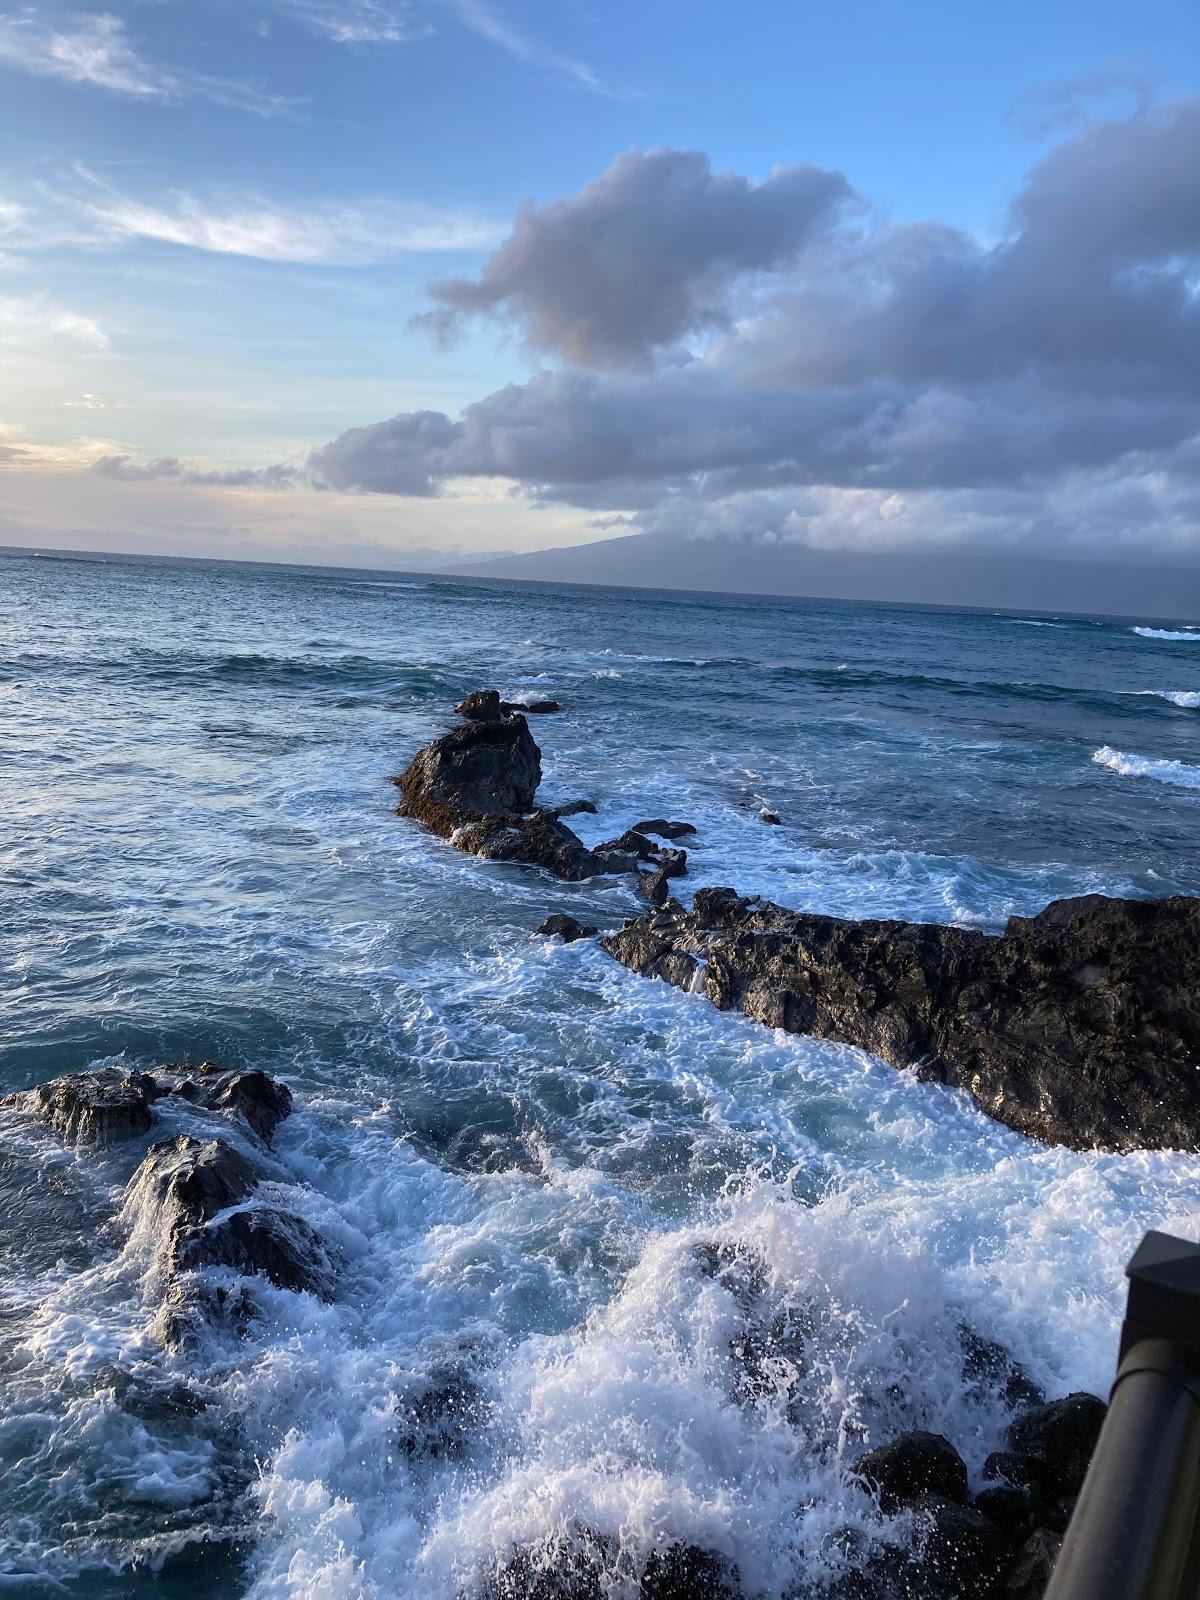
(3, 546), (1200, 1598)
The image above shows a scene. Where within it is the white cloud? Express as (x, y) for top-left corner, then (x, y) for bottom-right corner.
(443, 0), (602, 90)
(276, 0), (424, 43)
(0, 9), (297, 115)
(0, 294), (108, 349)
(72, 179), (499, 263)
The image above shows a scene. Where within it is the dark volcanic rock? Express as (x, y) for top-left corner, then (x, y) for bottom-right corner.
(194, 1068), (293, 1143)
(130, 1135), (334, 1306)
(455, 689), (505, 721)
(1000, 1529), (1061, 1598)
(852, 1433), (969, 1511)
(1005, 1394), (1106, 1496)
(602, 889), (1200, 1150)
(514, 699), (562, 715)
(396, 698), (614, 880)
(633, 819), (698, 841)
(24, 1067), (157, 1145)
(597, 828), (661, 861)
(397, 708), (542, 828)
(760, 810), (782, 825)
(909, 1498), (1008, 1597)
(536, 914), (598, 942)
(640, 1545), (741, 1599)
(549, 800), (598, 819)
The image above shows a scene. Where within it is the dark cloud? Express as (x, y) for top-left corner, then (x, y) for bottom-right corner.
(417, 148), (852, 367)
(283, 106), (1200, 556)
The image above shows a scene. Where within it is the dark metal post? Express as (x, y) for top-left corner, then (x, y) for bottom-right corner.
(1045, 1232), (1200, 1600)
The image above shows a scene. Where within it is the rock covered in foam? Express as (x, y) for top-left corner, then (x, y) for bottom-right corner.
(603, 888), (1200, 1150)
(125, 1134), (335, 1344)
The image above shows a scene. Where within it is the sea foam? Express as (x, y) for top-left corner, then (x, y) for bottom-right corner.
(1092, 745), (1200, 787)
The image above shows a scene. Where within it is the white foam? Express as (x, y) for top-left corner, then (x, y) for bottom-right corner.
(1129, 690), (1200, 709)
(1132, 626), (1200, 640)
(1092, 745), (1200, 788)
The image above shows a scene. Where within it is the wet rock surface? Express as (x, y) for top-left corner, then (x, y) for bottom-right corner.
(852, 1433), (970, 1512)
(603, 888), (1200, 1150)
(22, 1066), (159, 1145)
(536, 913), (598, 941)
(396, 692), (701, 884)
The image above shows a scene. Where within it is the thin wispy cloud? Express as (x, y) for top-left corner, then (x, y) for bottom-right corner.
(278, 0), (604, 89)
(443, 0), (603, 90)
(62, 169), (498, 262)
(0, 9), (297, 115)
(275, 0), (425, 44)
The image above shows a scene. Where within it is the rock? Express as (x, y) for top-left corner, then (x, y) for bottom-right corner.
(396, 1365), (489, 1460)
(518, 699), (562, 715)
(958, 1325), (1044, 1410)
(640, 1545), (741, 1599)
(396, 699), (615, 881)
(908, 1498), (1008, 1597)
(536, 914), (598, 942)
(25, 1067), (157, 1145)
(1001, 1529), (1061, 1598)
(1005, 1394), (1106, 1496)
(195, 1069), (293, 1143)
(549, 800), (598, 819)
(597, 829), (662, 862)
(971, 1486), (1033, 1534)
(602, 890), (1200, 1150)
(852, 1433), (970, 1511)
(128, 1135), (334, 1305)
(479, 1534), (613, 1600)
(982, 1451), (1055, 1505)
(398, 708), (542, 828)
(760, 811), (782, 825)
(633, 819), (698, 840)
(455, 689), (504, 721)
(637, 867), (673, 906)
(457, 813), (607, 881)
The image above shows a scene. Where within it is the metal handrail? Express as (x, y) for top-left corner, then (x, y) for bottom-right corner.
(1045, 1232), (1200, 1600)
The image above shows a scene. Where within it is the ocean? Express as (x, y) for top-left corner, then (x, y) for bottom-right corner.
(3, 546), (1200, 1598)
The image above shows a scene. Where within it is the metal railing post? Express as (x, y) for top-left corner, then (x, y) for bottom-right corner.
(1044, 1232), (1200, 1600)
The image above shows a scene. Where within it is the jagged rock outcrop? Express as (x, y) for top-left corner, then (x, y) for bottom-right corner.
(126, 1134), (336, 1344)
(9, 1062), (294, 1147)
(633, 819), (697, 841)
(20, 1066), (159, 1145)
(603, 889), (1200, 1150)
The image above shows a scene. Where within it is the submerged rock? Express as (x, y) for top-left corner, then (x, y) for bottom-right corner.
(21, 1066), (158, 1145)
(602, 889), (1200, 1150)
(536, 913), (598, 942)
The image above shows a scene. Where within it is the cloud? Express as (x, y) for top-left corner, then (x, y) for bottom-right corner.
(89, 454), (299, 487)
(295, 104), (1200, 560)
(442, 0), (601, 90)
(0, 293), (107, 348)
(275, 0), (423, 43)
(420, 148), (852, 366)
(69, 175), (498, 263)
(276, 0), (601, 87)
(0, 9), (296, 115)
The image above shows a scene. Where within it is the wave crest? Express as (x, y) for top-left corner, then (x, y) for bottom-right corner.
(1092, 746), (1200, 788)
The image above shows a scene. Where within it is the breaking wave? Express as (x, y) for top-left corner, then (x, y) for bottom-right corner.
(1092, 746), (1200, 787)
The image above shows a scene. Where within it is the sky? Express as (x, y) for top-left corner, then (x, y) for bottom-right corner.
(0, 0), (1197, 571)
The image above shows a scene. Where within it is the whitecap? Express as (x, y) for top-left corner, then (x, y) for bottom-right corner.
(1128, 690), (1200, 709)
(1132, 626), (1200, 641)
(1092, 746), (1200, 788)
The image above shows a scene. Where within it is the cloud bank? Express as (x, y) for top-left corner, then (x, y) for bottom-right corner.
(299, 107), (1200, 557)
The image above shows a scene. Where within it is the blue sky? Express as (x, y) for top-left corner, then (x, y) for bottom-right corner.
(1, 0), (1197, 566)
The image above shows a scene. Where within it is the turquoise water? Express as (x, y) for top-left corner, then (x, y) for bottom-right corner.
(3, 547), (1200, 1597)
